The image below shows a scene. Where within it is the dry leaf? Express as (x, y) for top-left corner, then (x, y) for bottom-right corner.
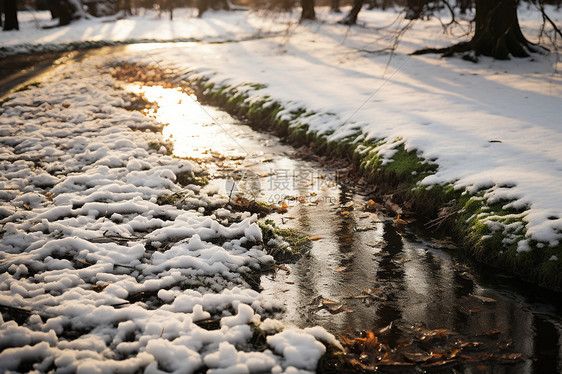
(277, 264), (290, 274)
(471, 294), (497, 304)
(335, 266), (347, 272)
(93, 283), (110, 292)
(393, 214), (408, 225)
(309, 236), (324, 241)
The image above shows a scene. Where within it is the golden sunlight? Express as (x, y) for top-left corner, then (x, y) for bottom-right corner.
(124, 84), (244, 159)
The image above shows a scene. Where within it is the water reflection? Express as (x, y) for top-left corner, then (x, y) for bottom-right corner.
(130, 83), (562, 373)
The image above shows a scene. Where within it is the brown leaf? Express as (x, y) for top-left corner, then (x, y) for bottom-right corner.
(93, 283), (110, 292)
(393, 214), (408, 225)
(385, 199), (402, 214)
(402, 347), (433, 363)
(277, 264), (290, 274)
(309, 236), (324, 241)
(335, 266), (347, 272)
(471, 294), (497, 304)
(494, 353), (523, 362)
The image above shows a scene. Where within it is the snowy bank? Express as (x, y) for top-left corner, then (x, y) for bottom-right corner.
(101, 7), (560, 287)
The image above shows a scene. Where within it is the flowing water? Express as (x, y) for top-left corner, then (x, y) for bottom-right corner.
(125, 82), (562, 373)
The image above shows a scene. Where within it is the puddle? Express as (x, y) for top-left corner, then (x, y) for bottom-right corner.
(125, 83), (562, 373)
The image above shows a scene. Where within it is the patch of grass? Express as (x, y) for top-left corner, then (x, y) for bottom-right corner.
(148, 141), (173, 155)
(15, 82), (40, 92)
(258, 220), (311, 263)
(176, 170), (209, 187)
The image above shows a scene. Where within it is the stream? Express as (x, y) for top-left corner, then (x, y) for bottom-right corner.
(3, 47), (560, 373)
(124, 81), (562, 373)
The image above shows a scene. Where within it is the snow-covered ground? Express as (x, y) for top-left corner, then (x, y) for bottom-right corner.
(0, 58), (341, 372)
(1, 4), (562, 371)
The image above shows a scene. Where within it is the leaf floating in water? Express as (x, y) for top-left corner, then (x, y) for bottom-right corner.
(402, 346), (433, 363)
(470, 294), (497, 304)
(317, 298), (353, 314)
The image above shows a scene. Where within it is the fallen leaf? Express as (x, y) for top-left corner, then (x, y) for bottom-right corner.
(93, 283), (110, 292)
(335, 266), (347, 272)
(309, 236), (324, 241)
(393, 214), (408, 225)
(277, 264), (290, 274)
(341, 211), (350, 215)
(471, 294), (497, 304)
(318, 298), (353, 314)
(385, 199), (402, 214)
(402, 347), (433, 363)
(494, 353), (523, 362)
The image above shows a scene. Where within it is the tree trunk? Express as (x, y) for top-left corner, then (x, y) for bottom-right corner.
(338, 0), (363, 25)
(331, 0), (340, 13)
(122, 0), (132, 15)
(471, 0), (534, 59)
(300, 0), (315, 21)
(405, 0), (428, 20)
(197, 0), (207, 17)
(413, 0), (541, 60)
(48, 0), (72, 25)
(3, 0), (19, 31)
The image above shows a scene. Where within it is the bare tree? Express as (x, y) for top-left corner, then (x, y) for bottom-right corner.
(301, 0), (315, 21)
(338, 0), (364, 25)
(2, 0), (19, 31)
(414, 0), (545, 60)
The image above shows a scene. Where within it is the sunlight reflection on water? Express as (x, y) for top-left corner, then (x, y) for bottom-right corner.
(125, 84), (246, 160)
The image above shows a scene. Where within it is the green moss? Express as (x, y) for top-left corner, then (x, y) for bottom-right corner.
(258, 220), (311, 263)
(15, 82), (40, 92)
(176, 170), (209, 187)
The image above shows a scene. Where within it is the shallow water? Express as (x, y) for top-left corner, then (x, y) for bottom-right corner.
(127, 82), (562, 373)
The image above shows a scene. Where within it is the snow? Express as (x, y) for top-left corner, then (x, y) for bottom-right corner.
(0, 56), (337, 372)
(1, 4), (562, 372)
